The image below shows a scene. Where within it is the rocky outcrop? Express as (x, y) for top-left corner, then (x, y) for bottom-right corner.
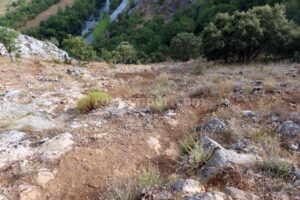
(0, 131), (74, 170)
(0, 30), (70, 61)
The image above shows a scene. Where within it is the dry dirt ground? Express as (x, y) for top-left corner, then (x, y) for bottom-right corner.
(0, 57), (299, 199)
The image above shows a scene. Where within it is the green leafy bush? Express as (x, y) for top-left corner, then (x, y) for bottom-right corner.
(170, 32), (201, 61)
(62, 35), (96, 61)
(77, 91), (112, 113)
(0, 27), (19, 61)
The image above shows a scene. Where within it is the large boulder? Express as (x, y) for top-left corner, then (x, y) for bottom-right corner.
(197, 138), (261, 182)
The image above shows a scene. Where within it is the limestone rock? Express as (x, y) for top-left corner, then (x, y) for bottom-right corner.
(0, 131), (34, 169)
(37, 133), (74, 161)
(10, 114), (57, 131)
(0, 31), (70, 61)
(198, 148), (260, 182)
(172, 179), (205, 194)
(36, 168), (55, 187)
(278, 121), (300, 138)
(223, 187), (259, 200)
(184, 191), (232, 200)
(19, 186), (40, 200)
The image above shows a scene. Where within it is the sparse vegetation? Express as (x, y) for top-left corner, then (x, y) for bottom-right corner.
(188, 142), (212, 173)
(77, 91), (112, 113)
(259, 158), (293, 178)
(139, 167), (162, 188)
(100, 177), (140, 200)
(179, 133), (198, 155)
(149, 99), (169, 114)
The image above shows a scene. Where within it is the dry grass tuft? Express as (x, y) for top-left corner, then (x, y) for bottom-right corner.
(77, 91), (112, 114)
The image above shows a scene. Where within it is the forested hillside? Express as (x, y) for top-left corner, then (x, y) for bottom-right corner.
(0, 0), (299, 63)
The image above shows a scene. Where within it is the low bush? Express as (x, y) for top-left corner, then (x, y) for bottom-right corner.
(77, 91), (112, 113)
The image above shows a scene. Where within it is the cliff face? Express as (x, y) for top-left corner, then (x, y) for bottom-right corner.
(129, 0), (194, 20)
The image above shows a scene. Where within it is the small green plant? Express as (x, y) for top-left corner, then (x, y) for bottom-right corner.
(149, 99), (169, 113)
(179, 133), (198, 155)
(77, 91), (112, 113)
(188, 142), (212, 172)
(259, 158), (293, 178)
(139, 167), (161, 188)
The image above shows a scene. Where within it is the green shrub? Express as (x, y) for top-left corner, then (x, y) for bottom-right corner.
(113, 41), (137, 64)
(139, 167), (161, 188)
(170, 32), (201, 61)
(77, 91), (112, 113)
(62, 35), (97, 61)
(259, 158), (293, 178)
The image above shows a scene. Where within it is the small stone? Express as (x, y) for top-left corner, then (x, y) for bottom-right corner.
(224, 187), (260, 200)
(172, 179), (205, 194)
(204, 118), (226, 134)
(242, 110), (256, 119)
(36, 168), (55, 187)
(0, 195), (7, 200)
(19, 186), (40, 200)
(184, 191), (230, 200)
(278, 121), (300, 138)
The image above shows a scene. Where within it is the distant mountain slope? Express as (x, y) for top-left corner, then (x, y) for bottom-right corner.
(129, 0), (194, 20)
(23, 0), (75, 30)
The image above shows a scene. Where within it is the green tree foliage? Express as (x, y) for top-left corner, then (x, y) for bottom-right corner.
(112, 41), (137, 64)
(202, 4), (295, 62)
(62, 35), (96, 61)
(0, 27), (20, 61)
(170, 32), (201, 61)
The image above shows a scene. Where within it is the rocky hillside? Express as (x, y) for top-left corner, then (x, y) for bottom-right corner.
(0, 53), (299, 199)
(0, 31), (69, 61)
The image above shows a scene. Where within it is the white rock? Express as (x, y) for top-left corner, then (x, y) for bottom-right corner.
(0, 30), (70, 61)
(36, 168), (55, 187)
(0, 131), (34, 169)
(182, 179), (205, 194)
(185, 191), (232, 200)
(224, 187), (260, 200)
(10, 115), (57, 131)
(37, 133), (74, 161)
(19, 186), (40, 200)
(0, 195), (7, 200)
